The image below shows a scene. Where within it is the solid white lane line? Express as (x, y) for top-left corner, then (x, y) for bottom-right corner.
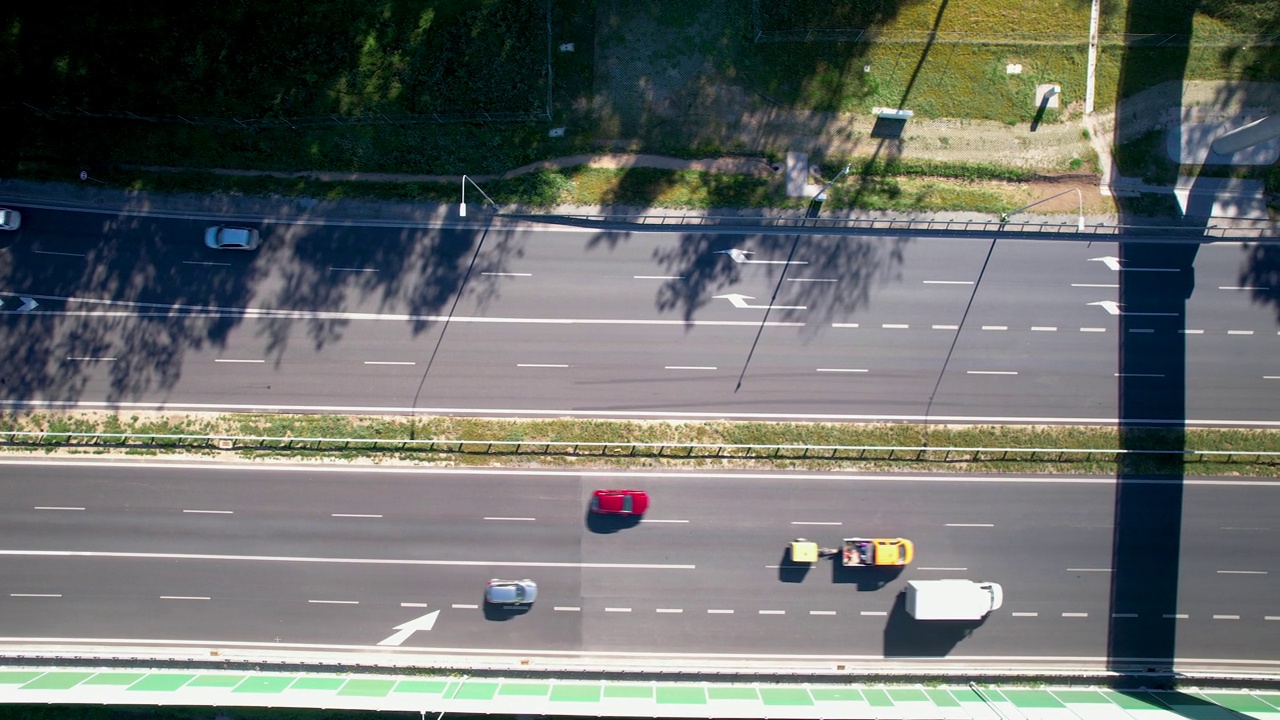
(759, 610), (785, 615)
(831, 323), (859, 328)
(65, 357), (116, 362)
(981, 325), (1008, 331)
(923, 280), (974, 285)
(34, 250), (87, 258)
(919, 567), (968, 571)
(182, 260), (230, 267)
(332, 514), (383, 518)
(933, 324), (960, 330)
(1228, 330), (1255, 335)
(1068, 568), (1113, 572)
(639, 519), (689, 523)
(1218, 570), (1267, 575)
(10, 594), (61, 598)
(34, 507), (84, 511)
(1213, 614), (1240, 620)
(330, 267), (379, 273)
(0, 549), (694, 570)
(882, 324), (909, 329)
(401, 602), (429, 608)
(810, 610), (836, 616)
(634, 275), (684, 280)
(1072, 283), (1120, 288)
(214, 359), (264, 364)
(707, 609), (733, 614)
(1267, 616), (1280, 621)
(788, 278), (837, 283)
(309, 600), (358, 605)
(483, 517), (536, 522)
(1031, 326), (1057, 331)
(364, 361), (416, 366)
(1115, 373), (1164, 378)
(946, 523), (993, 527)
(967, 370), (1017, 375)
(1080, 327), (1107, 332)
(656, 608), (683, 613)
(791, 521), (841, 526)
(452, 603), (478, 609)
(605, 607), (632, 613)
(1220, 286), (1268, 291)
(517, 364), (569, 368)
(860, 611), (887, 616)
(160, 596), (210, 601)
(554, 606), (581, 612)
(816, 368), (868, 373)
(1012, 612), (1038, 617)
(1181, 329), (1205, 334)
(481, 272), (532, 277)
(1265, 377), (1280, 380)
(183, 509), (233, 515)
(1220, 527), (1270, 531)
(665, 366), (716, 370)
(1062, 612), (1089, 618)
(1112, 613), (1139, 618)
(1163, 613), (1189, 619)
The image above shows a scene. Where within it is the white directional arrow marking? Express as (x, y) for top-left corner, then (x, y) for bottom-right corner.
(377, 610), (440, 646)
(1089, 256), (1178, 272)
(1089, 300), (1179, 317)
(17, 297), (38, 313)
(716, 249), (808, 266)
(714, 293), (807, 311)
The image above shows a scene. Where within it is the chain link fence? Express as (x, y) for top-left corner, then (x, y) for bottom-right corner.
(19, 104), (551, 130)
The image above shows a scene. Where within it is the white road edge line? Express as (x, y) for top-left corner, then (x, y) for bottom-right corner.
(665, 366), (717, 370)
(517, 364), (568, 368)
(364, 361), (416, 366)
(791, 521), (841, 526)
(34, 507), (85, 511)
(634, 276), (684, 280)
(1068, 568), (1113, 572)
(967, 370), (1017, 375)
(160, 596), (210, 601)
(10, 594), (61, 598)
(0, 549), (695, 570)
(309, 600), (359, 605)
(182, 510), (233, 514)
(482, 272), (532, 277)
(946, 523), (994, 528)
(923, 280), (974, 285)
(639, 519), (690, 523)
(816, 368), (868, 373)
(483, 517), (536, 522)
(332, 514), (383, 518)
(213, 359), (264, 364)
(1217, 570), (1267, 575)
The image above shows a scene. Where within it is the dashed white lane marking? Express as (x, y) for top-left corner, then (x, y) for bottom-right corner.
(554, 606), (581, 612)
(34, 507), (84, 511)
(981, 325), (1008, 331)
(1073, 283), (1119, 288)
(517, 364), (569, 368)
(967, 370), (1017, 375)
(182, 509), (233, 514)
(1266, 616), (1280, 621)
(883, 324), (909, 329)
(933, 324), (959, 330)
(923, 280), (974, 285)
(1181, 329), (1205, 334)
(330, 267), (379, 273)
(482, 272), (532, 277)
(1068, 568), (1113, 572)
(1228, 330), (1255, 335)
(1213, 614), (1240, 620)
(919, 567), (968, 571)
(1112, 613), (1139, 618)
(788, 278), (837, 283)
(860, 611), (888, 616)
(182, 260), (229, 267)
(401, 602), (429, 608)
(1163, 613), (1189, 619)
(10, 594), (61, 598)
(1218, 570), (1267, 575)
(665, 366), (717, 371)
(832, 323), (859, 328)
(707, 609), (734, 614)
(309, 599), (358, 605)
(759, 610), (786, 615)
(639, 519), (689, 523)
(1031, 326), (1057, 332)
(364, 361), (416, 366)
(66, 357), (116, 362)
(1115, 373), (1164, 378)
(34, 250), (88, 258)
(816, 368), (868, 373)
(214, 359), (264, 363)
(483, 517), (536, 522)
(1220, 286), (1268, 291)
(1062, 612), (1089, 618)
(1012, 612), (1039, 617)
(791, 521), (841, 526)
(1081, 327), (1107, 333)
(810, 610), (837, 616)
(1265, 377), (1280, 380)
(160, 595), (210, 601)
(656, 608), (683, 613)
(605, 607), (632, 613)
(452, 603), (478, 609)
(1220, 527), (1269, 531)
(1128, 328), (1154, 334)
(946, 523), (994, 527)
(634, 275), (684, 280)
(332, 513), (383, 518)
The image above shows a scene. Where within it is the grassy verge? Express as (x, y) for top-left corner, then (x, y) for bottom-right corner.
(4, 411), (1278, 477)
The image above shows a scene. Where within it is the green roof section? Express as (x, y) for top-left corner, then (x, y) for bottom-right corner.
(392, 679), (448, 694)
(290, 677), (345, 691)
(187, 675), (244, 688)
(19, 672), (93, 690)
(604, 684), (654, 698)
(708, 686), (759, 700)
(126, 674), (194, 692)
(1003, 689), (1067, 708)
(82, 673), (146, 686)
(656, 686), (707, 704)
(550, 684), (602, 702)
(497, 682), (550, 696)
(336, 679), (395, 697)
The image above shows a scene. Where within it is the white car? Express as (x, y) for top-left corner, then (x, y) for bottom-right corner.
(484, 578), (537, 605)
(204, 225), (261, 250)
(0, 208), (20, 231)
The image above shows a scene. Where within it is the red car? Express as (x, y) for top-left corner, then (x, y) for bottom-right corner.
(590, 489), (649, 515)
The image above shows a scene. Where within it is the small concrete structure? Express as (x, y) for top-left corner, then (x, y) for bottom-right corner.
(1035, 84), (1061, 109)
(1169, 122), (1280, 165)
(785, 151), (809, 198)
(872, 107), (914, 121)
(1173, 176), (1268, 220)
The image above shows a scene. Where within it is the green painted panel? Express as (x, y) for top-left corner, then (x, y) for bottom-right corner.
(499, 683), (551, 697)
(813, 688), (864, 702)
(1202, 694), (1276, 713)
(761, 688), (815, 706)
(232, 676), (295, 694)
(1004, 690), (1066, 708)
(1256, 695), (1280, 711)
(550, 684), (602, 702)
(0, 672), (42, 685)
(451, 682), (499, 700)
(889, 688), (929, 702)
(864, 688), (895, 707)
(984, 689), (1009, 702)
(656, 686), (708, 704)
(1051, 690), (1110, 704)
(21, 673), (94, 690)
(290, 677), (345, 690)
(337, 679), (394, 697)
(84, 673), (146, 686)
(926, 689), (961, 707)
(604, 684), (654, 698)
(1105, 691), (1168, 710)
(393, 680), (449, 694)
(128, 674), (194, 692)
(188, 675), (244, 688)
(708, 687), (760, 700)
(951, 688), (987, 704)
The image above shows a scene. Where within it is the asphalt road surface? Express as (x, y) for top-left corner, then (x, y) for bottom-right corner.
(0, 460), (1276, 670)
(1, 206), (1278, 425)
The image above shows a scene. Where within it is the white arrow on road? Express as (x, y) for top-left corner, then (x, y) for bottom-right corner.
(17, 297), (38, 313)
(1089, 256), (1178, 272)
(714, 293), (807, 311)
(716, 249), (808, 266)
(377, 610), (440, 646)
(1089, 300), (1179, 317)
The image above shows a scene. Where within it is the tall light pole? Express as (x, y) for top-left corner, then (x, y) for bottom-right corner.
(1000, 187), (1085, 231)
(814, 163), (852, 203)
(459, 175), (497, 217)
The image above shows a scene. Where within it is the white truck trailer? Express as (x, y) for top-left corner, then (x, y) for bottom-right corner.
(905, 579), (1003, 620)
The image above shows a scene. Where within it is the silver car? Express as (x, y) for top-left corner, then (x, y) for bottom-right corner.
(0, 208), (20, 231)
(484, 578), (537, 605)
(204, 225), (261, 250)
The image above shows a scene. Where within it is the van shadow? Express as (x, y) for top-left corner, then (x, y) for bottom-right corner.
(882, 590), (984, 658)
(777, 548), (812, 584)
(832, 563), (904, 591)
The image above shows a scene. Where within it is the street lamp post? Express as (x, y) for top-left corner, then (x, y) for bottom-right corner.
(814, 163), (852, 203)
(459, 175), (497, 217)
(1000, 188), (1085, 231)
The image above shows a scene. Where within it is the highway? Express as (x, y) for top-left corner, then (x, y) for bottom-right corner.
(0, 206), (1278, 424)
(0, 460), (1276, 669)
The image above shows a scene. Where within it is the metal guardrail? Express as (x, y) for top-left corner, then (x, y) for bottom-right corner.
(2, 431), (1277, 464)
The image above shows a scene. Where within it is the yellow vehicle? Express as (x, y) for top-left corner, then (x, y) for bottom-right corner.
(789, 538), (836, 563)
(842, 537), (914, 567)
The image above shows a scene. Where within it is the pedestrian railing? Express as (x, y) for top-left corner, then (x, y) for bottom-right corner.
(1, 431), (1276, 464)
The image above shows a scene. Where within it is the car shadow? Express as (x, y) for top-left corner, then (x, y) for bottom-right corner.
(778, 547), (812, 583)
(585, 509), (643, 534)
(482, 602), (531, 621)
(882, 589), (985, 657)
(832, 562), (905, 591)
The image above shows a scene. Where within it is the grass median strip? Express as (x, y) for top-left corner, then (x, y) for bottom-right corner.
(1, 411), (1279, 476)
